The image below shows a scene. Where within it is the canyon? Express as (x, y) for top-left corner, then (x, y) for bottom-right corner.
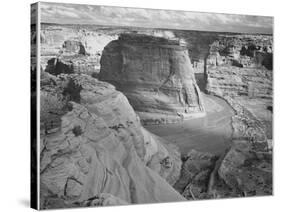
(39, 23), (273, 209)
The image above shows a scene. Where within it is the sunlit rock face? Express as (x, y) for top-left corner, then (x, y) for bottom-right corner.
(206, 66), (273, 98)
(40, 24), (117, 76)
(99, 34), (205, 125)
(200, 33), (273, 101)
(40, 73), (184, 209)
(206, 35), (273, 70)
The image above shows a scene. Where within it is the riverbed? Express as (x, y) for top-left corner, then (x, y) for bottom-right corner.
(145, 94), (235, 156)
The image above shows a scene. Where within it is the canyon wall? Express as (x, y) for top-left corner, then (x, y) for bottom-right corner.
(203, 33), (273, 141)
(99, 34), (205, 125)
(205, 35), (273, 98)
(40, 24), (118, 76)
(172, 31), (273, 73)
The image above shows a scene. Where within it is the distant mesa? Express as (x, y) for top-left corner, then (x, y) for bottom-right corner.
(62, 40), (87, 55)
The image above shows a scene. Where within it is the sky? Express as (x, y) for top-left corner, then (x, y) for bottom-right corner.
(39, 2), (273, 34)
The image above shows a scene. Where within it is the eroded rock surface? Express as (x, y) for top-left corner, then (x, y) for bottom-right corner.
(206, 35), (272, 70)
(40, 24), (118, 77)
(40, 73), (184, 209)
(174, 150), (217, 200)
(99, 33), (205, 125)
(206, 66), (272, 98)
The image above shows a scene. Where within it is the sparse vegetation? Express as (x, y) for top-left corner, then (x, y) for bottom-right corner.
(72, 125), (83, 136)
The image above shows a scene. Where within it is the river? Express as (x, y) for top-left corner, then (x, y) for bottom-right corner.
(145, 94), (235, 156)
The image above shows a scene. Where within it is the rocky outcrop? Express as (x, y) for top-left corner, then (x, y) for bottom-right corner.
(217, 140), (272, 197)
(212, 96), (272, 197)
(40, 24), (117, 76)
(173, 121), (272, 200)
(171, 31), (273, 74)
(62, 40), (87, 55)
(44, 56), (98, 76)
(40, 73), (184, 209)
(174, 150), (217, 200)
(206, 66), (273, 98)
(206, 35), (272, 70)
(99, 33), (205, 125)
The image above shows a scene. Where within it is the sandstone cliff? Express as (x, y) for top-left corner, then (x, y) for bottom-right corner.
(204, 34), (273, 99)
(99, 33), (205, 125)
(172, 31), (273, 74)
(40, 73), (185, 209)
(40, 24), (118, 76)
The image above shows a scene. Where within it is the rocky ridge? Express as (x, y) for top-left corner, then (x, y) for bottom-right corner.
(40, 73), (185, 209)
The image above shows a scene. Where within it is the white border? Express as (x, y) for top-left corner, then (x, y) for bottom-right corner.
(0, 0), (280, 212)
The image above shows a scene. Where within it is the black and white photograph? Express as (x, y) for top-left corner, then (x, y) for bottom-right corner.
(29, 1), (275, 210)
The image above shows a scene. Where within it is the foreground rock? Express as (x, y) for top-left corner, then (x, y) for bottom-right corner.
(173, 83), (272, 200)
(99, 33), (205, 125)
(174, 150), (217, 200)
(217, 140), (272, 197)
(40, 73), (184, 209)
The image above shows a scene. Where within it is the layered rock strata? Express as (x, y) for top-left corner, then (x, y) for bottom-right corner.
(99, 33), (205, 125)
(40, 73), (185, 209)
(40, 24), (117, 76)
(206, 66), (273, 98)
(206, 35), (272, 71)
(172, 31), (273, 74)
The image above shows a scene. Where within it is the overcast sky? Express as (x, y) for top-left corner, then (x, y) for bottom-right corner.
(39, 2), (273, 34)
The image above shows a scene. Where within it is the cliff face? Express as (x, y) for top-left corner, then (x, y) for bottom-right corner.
(206, 66), (273, 98)
(40, 24), (117, 76)
(204, 34), (273, 97)
(172, 31), (273, 73)
(203, 35), (273, 137)
(206, 34), (272, 70)
(99, 34), (205, 125)
(40, 73), (184, 209)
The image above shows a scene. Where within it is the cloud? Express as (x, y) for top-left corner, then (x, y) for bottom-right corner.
(40, 2), (273, 34)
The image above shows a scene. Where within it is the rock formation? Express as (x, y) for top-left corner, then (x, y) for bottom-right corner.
(206, 35), (272, 70)
(99, 33), (205, 125)
(40, 73), (185, 209)
(206, 66), (273, 98)
(40, 24), (118, 77)
(174, 150), (217, 200)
